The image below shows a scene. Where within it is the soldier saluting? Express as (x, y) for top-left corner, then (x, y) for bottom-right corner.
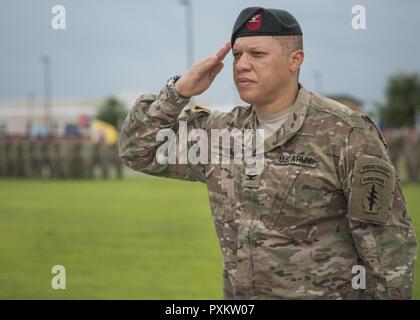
(119, 7), (417, 299)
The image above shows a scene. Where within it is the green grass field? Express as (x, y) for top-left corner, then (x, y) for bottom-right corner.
(0, 178), (419, 299)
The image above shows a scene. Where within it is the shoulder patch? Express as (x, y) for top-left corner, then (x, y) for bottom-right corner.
(192, 103), (212, 113)
(178, 103), (212, 122)
(140, 93), (157, 102)
(348, 155), (395, 224)
(365, 142), (382, 157)
(309, 94), (358, 128)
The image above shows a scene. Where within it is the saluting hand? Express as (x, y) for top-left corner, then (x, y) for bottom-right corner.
(175, 42), (231, 98)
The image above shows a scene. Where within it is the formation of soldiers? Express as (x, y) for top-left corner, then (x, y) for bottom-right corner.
(0, 135), (123, 179)
(383, 128), (420, 183)
(0, 129), (418, 182)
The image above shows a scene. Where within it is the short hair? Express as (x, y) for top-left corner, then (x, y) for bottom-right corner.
(273, 35), (303, 56)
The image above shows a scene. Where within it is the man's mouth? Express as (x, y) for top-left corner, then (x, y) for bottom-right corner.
(237, 78), (255, 87)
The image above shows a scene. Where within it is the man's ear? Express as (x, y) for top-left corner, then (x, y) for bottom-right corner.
(289, 50), (304, 73)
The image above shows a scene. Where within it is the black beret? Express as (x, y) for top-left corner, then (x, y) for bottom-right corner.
(231, 7), (303, 46)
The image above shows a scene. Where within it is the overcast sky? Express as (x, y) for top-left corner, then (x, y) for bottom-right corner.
(1, 0), (419, 112)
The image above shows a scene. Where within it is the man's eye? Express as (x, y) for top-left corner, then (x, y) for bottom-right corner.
(252, 52), (266, 57)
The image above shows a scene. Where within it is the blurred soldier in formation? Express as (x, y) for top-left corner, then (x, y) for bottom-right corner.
(0, 135), (7, 177)
(0, 133), (122, 179)
(8, 135), (19, 177)
(38, 136), (50, 178)
(19, 135), (33, 177)
(94, 130), (123, 179)
(97, 136), (109, 179)
(98, 142), (123, 179)
(46, 135), (62, 179)
(110, 143), (123, 179)
(63, 136), (78, 179)
(14, 136), (24, 177)
(80, 137), (95, 179)
(403, 128), (419, 183)
(32, 136), (45, 178)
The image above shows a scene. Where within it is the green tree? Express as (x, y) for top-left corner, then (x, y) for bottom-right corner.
(378, 73), (420, 128)
(96, 97), (128, 129)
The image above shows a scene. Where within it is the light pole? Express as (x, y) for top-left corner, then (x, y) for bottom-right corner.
(179, 0), (194, 106)
(40, 55), (52, 135)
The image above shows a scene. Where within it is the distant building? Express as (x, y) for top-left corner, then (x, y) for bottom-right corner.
(0, 90), (293, 135)
(0, 90), (144, 135)
(0, 98), (101, 135)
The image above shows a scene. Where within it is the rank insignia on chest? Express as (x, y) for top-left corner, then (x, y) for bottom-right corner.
(274, 153), (318, 168)
(242, 172), (261, 188)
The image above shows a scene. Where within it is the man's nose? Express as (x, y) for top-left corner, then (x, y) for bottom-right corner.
(235, 54), (252, 72)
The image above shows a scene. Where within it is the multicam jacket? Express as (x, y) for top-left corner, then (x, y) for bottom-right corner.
(119, 84), (417, 299)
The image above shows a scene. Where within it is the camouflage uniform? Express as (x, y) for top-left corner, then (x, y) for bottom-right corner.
(98, 142), (109, 179)
(109, 143), (123, 179)
(80, 139), (95, 179)
(417, 132), (420, 179)
(91, 142), (101, 179)
(95, 141), (122, 179)
(38, 137), (50, 178)
(119, 85), (417, 299)
(8, 137), (19, 177)
(31, 137), (45, 178)
(20, 137), (33, 178)
(46, 137), (62, 179)
(68, 138), (83, 179)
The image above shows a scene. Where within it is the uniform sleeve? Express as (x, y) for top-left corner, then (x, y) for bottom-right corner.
(339, 115), (417, 299)
(118, 85), (213, 183)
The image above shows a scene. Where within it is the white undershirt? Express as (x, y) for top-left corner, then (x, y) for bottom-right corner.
(257, 103), (298, 140)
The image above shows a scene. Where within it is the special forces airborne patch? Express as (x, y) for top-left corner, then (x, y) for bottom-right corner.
(349, 155), (395, 224)
(362, 181), (382, 214)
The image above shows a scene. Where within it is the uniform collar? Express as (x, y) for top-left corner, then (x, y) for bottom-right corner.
(243, 84), (311, 154)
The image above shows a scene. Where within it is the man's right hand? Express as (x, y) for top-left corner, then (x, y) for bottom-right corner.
(175, 42), (231, 98)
